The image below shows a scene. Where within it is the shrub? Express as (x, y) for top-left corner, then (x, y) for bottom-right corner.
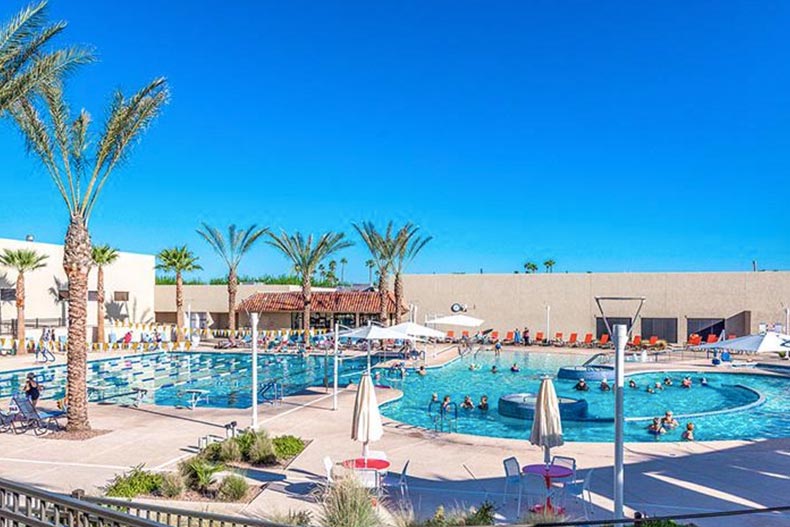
(266, 510), (313, 527)
(159, 472), (184, 498)
(247, 433), (277, 465)
(104, 465), (163, 498)
(180, 458), (223, 494)
(218, 439), (242, 462)
(218, 475), (249, 502)
(273, 435), (306, 459)
(320, 475), (380, 527)
(234, 430), (257, 458)
(199, 441), (222, 463)
(521, 508), (567, 526)
(465, 501), (496, 526)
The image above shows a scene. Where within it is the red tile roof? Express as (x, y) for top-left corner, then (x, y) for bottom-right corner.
(238, 291), (406, 314)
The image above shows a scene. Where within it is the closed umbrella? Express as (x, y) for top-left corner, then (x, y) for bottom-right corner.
(351, 372), (383, 459)
(530, 377), (564, 464)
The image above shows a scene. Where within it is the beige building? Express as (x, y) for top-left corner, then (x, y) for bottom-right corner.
(402, 271), (790, 343)
(0, 237), (155, 338)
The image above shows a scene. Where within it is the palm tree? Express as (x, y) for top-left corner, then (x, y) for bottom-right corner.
(91, 244), (118, 345)
(544, 259), (556, 273)
(391, 224), (432, 324)
(156, 246), (201, 341)
(0, 2), (92, 116)
(339, 257), (348, 283)
(524, 261), (538, 274)
(354, 222), (397, 326)
(196, 224), (267, 331)
(10, 78), (168, 432)
(267, 231), (352, 336)
(0, 249), (47, 352)
(365, 259), (375, 284)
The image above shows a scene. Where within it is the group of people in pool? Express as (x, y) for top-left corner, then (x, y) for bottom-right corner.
(468, 362), (521, 374)
(431, 393), (489, 413)
(574, 375), (709, 393)
(647, 411), (695, 441)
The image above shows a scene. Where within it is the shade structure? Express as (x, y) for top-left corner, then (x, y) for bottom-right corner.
(351, 372), (383, 458)
(694, 331), (790, 354)
(390, 322), (446, 339)
(530, 377), (564, 464)
(337, 325), (411, 341)
(427, 314), (484, 327)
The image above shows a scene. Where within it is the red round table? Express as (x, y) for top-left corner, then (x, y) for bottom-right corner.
(343, 458), (391, 471)
(522, 464), (573, 512)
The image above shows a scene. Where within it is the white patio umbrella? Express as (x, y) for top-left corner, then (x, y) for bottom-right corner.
(351, 372), (383, 459)
(694, 331), (790, 355)
(530, 377), (564, 464)
(427, 314), (484, 327)
(390, 321), (446, 339)
(336, 324), (411, 372)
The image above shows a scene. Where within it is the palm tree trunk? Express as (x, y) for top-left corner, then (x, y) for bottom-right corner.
(175, 271), (183, 342)
(302, 276), (311, 340)
(15, 273), (25, 353)
(378, 268), (389, 326)
(394, 272), (404, 324)
(64, 215), (92, 432)
(227, 269), (237, 331)
(96, 266), (105, 345)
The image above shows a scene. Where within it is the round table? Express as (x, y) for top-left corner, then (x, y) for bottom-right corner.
(343, 458), (391, 471)
(522, 464), (573, 512)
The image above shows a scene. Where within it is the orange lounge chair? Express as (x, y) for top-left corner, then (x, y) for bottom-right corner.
(687, 334), (702, 347)
(706, 334), (718, 344)
(628, 335), (642, 349)
(504, 331), (515, 344)
(647, 336), (659, 348)
(581, 333), (593, 347)
(446, 330), (455, 343)
(727, 333), (736, 340)
(491, 331), (499, 341)
(552, 332), (564, 346)
(567, 333), (578, 346)
(534, 331), (545, 344)
(597, 333), (610, 348)
(462, 330), (470, 339)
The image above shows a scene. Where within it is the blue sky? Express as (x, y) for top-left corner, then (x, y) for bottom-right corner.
(0, 1), (788, 281)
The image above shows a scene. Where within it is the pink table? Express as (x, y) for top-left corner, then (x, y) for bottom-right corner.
(343, 458), (391, 471)
(523, 464), (573, 512)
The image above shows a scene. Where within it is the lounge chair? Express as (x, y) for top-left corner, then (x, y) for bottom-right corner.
(490, 331), (499, 342)
(0, 409), (17, 433)
(706, 334), (718, 344)
(647, 336), (659, 348)
(596, 334), (611, 348)
(627, 335), (642, 350)
(445, 330), (456, 343)
(567, 333), (579, 347)
(580, 333), (594, 347)
(11, 394), (64, 435)
(552, 332), (565, 346)
(504, 331), (515, 344)
(686, 334), (702, 347)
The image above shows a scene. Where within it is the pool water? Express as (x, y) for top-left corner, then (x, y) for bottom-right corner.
(0, 352), (375, 409)
(377, 350), (790, 442)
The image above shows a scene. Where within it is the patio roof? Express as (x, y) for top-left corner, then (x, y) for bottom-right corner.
(237, 290), (407, 314)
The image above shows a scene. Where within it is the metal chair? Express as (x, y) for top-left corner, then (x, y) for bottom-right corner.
(522, 472), (551, 513)
(557, 468), (595, 519)
(551, 455), (577, 485)
(502, 457), (523, 515)
(383, 460), (410, 500)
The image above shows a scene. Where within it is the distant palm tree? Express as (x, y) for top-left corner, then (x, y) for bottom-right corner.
(156, 246), (201, 342)
(524, 261), (538, 274)
(318, 263), (327, 282)
(10, 77), (168, 432)
(544, 259), (556, 273)
(391, 224), (432, 324)
(266, 231), (352, 336)
(339, 257), (348, 283)
(354, 222), (397, 326)
(0, 2), (92, 116)
(365, 259), (375, 285)
(91, 245), (118, 345)
(197, 224), (267, 331)
(0, 249), (47, 353)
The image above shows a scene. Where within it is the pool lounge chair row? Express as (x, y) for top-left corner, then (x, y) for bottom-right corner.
(1, 393), (64, 435)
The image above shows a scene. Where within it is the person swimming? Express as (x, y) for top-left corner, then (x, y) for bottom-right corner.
(661, 411), (679, 429)
(681, 377), (692, 389)
(663, 377), (673, 386)
(682, 422), (695, 441)
(700, 377), (709, 387)
(461, 395), (474, 410)
(491, 365), (498, 374)
(574, 379), (589, 391)
(417, 365), (427, 376)
(441, 395), (451, 413)
(646, 386), (655, 394)
(628, 379), (638, 389)
(431, 393), (439, 404)
(600, 379), (611, 392)
(510, 363), (520, 372)
(478, 395), (489, 411)
(654, 382), (664, 391)
(647, 417), (665, 435)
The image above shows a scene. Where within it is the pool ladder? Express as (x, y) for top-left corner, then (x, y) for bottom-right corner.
(259, 381), (283, 406)
(428, 401), (458, 433)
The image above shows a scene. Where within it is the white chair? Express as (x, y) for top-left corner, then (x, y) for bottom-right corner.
(502, 457), (523, 515)
(558, 468), (595, 519)
(383, 460), (410, 500)
(522, 472), (551, 513)
(323, 456), (335, 485)
(551, 455), (577, 485)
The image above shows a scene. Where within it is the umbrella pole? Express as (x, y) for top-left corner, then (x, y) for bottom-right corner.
(367, 340), (371, 374)
(362, 441), (369, 460)
(544, 445), (551, 465)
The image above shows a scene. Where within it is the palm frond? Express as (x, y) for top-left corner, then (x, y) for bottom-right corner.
(156, 246), (202, 273)
(91, 244), (119, 266)
(0, 248), (48, 272)
(197, 223), (266, 272)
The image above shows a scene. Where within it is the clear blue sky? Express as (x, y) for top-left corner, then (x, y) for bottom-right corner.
(1, 1), (788, 281)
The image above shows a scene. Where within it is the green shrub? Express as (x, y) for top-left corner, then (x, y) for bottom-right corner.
(267, 510), (313, 527)
(320, 475), (380, 527)
(465, 501), (496, 526)
(218, 439), (242, 462)
(248, 433), (277, 465)
(218, 475), (249, 502)
(234, 430), (257, 458)
(159, 472), (184, 498)
(104, 465), (163, 498)
(521, 508), (567, 526)
(180, 458), (223, 494)
(199, 441), (222, 463)
(273, 435), (306, 459)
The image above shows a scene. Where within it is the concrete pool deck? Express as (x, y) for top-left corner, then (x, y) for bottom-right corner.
(1, 346), (789, 526)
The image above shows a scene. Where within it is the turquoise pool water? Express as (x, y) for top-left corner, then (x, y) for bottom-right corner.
(0, 352), (375, 409)
(377, 350), (790, 442)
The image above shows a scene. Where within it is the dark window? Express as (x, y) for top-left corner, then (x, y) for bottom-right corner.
(114, 291), (129, 302)
(595, 317), (631, 339)
(88, 291), (98, 301)
(0, 288), (15, 301)
(641, 318), (678, 343)
(687, 318), (724, 339)
(58, 289), (69, 301)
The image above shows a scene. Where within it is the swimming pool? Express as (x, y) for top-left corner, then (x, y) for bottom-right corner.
(377, 350), (790, 442)
(0, 352), (376, 409)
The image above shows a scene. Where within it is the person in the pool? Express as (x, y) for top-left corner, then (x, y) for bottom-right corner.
(574, 378), (589, 391)
(628, 379), (638, 389)
(491, 365), (498, 374)
(374, 371), (381, 381)
(441, 395), (452, 413)
(510, 363), (520, 373)
(461, 395), (474, 410)
(646, 385), (656, 394)
(599, 379), (611, 392)
(681, 377), (692, 389)
(654, 382), (664, 391)
(478, 395), (489, 411)
(494, 340), (502, 356)
(682, 422), (695, 441)
(417, 365), (427, 376)
(663, 376), (673, 386)
(431, 393), (439, 405)
(700, 377), (709, 387)
(647, 417), (665, 435)
(661, 411), (679, 429)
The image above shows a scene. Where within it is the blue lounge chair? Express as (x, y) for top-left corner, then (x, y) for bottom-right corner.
(11, 393), (65, 435)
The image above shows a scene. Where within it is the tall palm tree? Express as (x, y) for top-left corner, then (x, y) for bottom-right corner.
(339, 257), (348, 283)
(267, 231), (352, 336)
(391, 224), (432, 324)
(354, 222), (397, 326)
(91, 244), (118, 345)
(544, 259), (556, 273)
(524, 261), (538, 274)
(156, 246), (201, 342)
(0, 249), (47, 352)
(365, 259), (375, 285)
(10, 78), (169, 432)
(0, 2), (92, 116)
(197, 224), (267, 331)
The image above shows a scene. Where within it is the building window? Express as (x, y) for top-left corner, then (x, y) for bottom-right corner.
(0, 288), (15, 301)
(687, 318), (724, 339)
(114, 291), (129, 302)
(641, 318), (678, 343)
(88, 291), (98, 301)
(595, 317), (631, 339)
